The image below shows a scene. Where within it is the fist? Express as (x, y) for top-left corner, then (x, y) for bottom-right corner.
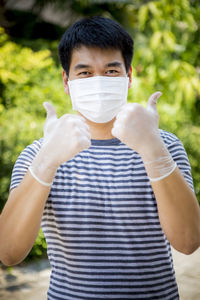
(42, 102), (91, 167)
(112, 92), (162, 157)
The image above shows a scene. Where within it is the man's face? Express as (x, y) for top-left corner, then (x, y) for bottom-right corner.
(62, 46), (132, 126)
(63, 45), (132, 90)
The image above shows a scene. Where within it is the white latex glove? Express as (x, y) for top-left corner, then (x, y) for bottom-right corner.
(29, 103), (91, 186)
(112, 92), (176, 181)
(42, 102), (91, 168)
(112, 92), (162, 158)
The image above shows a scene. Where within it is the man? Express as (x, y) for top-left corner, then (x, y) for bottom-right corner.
(0, 16), (200, 300)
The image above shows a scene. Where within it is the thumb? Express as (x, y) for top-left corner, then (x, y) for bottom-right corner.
(43, 102), (57, 121)
(147, 91), (162, 112)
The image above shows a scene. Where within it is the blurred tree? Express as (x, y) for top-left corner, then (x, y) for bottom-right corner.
(0, 0), (199, 260)
(0, 27), (71, 211)
(128, 0), (200, 199)
(1, 0), (151, 40)
(0, 27), (73, 259)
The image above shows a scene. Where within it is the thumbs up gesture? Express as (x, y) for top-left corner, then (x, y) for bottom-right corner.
(112, 92), (163, 159)
(42, 102), (91, 168)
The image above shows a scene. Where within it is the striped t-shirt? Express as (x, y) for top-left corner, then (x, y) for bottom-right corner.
(10, 129), (194, 300)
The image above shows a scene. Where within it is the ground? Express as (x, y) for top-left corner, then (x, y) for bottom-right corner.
(0, 248), (200, 300)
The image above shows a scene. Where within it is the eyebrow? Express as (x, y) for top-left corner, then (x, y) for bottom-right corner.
(74, 64), (91, 70)
(74, 61), (123, 71)
(105, 61), (123, 68)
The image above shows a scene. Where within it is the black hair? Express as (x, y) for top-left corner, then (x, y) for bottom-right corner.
(58, 16), (134, 76)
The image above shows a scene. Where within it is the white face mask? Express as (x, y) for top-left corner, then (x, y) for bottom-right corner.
(68, 76), (129, 123)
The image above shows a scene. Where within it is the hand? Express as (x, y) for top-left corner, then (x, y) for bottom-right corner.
(112, 92), (163, 159)
(42, 102), (91, 168)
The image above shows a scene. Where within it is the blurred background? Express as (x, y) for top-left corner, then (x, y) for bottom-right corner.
(0, 0), (200, 261)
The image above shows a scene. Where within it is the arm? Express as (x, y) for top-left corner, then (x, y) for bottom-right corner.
(151, 166), (200, 254)
(112, 92), (200, 254)
(143, 138), (200, 254)
(0, 103), (91, 266)
(0, 166), (53, 266)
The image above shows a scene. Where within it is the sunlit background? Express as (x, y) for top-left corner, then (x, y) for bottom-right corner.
(0, 0), (200, 260)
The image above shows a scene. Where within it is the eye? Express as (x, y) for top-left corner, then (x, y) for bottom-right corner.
(106, 69), (119, 75)
(78, 71), (91, 76)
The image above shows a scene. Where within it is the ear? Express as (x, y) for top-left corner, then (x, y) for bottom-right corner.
(62, 70), (70, 94)
(127, 66), (132, 89)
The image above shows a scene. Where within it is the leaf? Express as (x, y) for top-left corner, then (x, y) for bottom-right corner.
(138, 5), (148, 30)
(163, 31), (176, 51)
(150, 31), (162, 49)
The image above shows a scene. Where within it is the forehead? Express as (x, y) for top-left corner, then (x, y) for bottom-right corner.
(70, 46), (125, 69)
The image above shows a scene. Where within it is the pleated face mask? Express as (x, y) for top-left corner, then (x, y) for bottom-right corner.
(68, 76), (129, 123)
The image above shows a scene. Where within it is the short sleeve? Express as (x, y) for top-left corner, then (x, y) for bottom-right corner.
(10, 139), (42, 191)
(159, 130), (194, 191)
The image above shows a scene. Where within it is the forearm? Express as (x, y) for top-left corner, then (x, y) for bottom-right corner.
(112, 92), (200, 253)
(151, 166), (200, 254)
(142, 140), (200, 254)
(0, 175), (48, 265)
(0, 104), (91, 266)
(0, 151), (57, 266)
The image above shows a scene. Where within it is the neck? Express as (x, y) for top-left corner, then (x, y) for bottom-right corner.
(86, 120), (115, 140)
(77, 112), (115, 140)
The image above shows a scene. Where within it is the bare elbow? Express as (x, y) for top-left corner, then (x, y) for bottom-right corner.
(0, 254), (23, 266)
(187, 238), (200, 255)
(175, 238), (200, 255)
(181, 244), (199, 255)
(0, 247), (27, 266)
(0, 259), (16, 267)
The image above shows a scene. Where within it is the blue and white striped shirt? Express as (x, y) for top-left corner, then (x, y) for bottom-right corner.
(10, 130), (194, 299)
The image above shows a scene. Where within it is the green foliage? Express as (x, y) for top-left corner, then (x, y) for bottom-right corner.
(0, 0), (200, 261)
(0, 28), (72, 259)
(127, 0), (200, 199)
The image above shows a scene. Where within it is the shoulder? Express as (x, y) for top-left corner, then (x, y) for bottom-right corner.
(25, 138), (43, 152)
(159, 129), (181, 146)
(159, 129), (187, 153)
(159, 129), (187, 157)
(10, 138), (43, 191)
(13, 138), (43, 170)
(18, 139), (43, 159)
(159, 129), (194, 190)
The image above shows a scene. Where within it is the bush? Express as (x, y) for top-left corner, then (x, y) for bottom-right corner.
(128, 0), (200, 199)
(0, 0), (200, 260)
(0, 28), (72, 259)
